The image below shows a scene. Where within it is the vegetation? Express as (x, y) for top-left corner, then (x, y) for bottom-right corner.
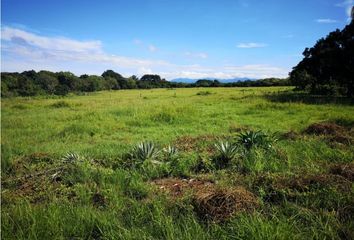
(1, 69), (290, 97)
(2, 87), (354, 239)
(290, 19), (354, 96)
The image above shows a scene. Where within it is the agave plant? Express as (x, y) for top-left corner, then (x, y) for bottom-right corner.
(213, 141), (238, 168)
(61, 152), (83, 164)
(237, 130), (277, 150)
(163, 145), (179, 160)
(131, 141), (160, 162)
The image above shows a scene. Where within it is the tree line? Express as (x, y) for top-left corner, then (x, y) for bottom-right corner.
(290, 18), (354, 97)
(1, 69), (290, 97)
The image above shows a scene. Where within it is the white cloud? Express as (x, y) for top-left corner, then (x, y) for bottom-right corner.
(1, 26), (169, 70)
(236, 42), (267, 48)
(159, 64), (288, 80)
(1, 26), (289, 80)
(315, 18), (338, 23)
(1, 26), (102, 53)
(184, 51), (208, 59)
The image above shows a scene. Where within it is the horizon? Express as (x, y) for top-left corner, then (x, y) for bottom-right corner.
(1, 0), (353, 80)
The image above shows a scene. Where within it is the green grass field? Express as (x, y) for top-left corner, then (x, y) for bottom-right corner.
(2, 87), (354, 239)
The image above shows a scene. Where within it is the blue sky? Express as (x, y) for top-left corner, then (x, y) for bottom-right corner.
(1, 0), (353, 79)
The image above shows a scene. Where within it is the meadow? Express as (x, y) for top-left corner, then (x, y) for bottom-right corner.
(1, 87), (354, 239)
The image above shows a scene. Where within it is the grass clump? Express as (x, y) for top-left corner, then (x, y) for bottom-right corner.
(196, 91), (212, 96)
(50, 101), (71, 108)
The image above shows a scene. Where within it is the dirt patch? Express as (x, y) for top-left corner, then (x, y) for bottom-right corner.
(92, 193), (107, 208)
(254, 173), (352, 203)
(329, 163), (354, 181)
(152, 177), (259, 221)
(303, 122), (353, 145)
(1, 153), (73, 204)
(152, 178), (214, 197)
(229, 124), (252, 133)
(279, 174), (351, 192)
(304, 122), (346, 136)
(193, 187), (259, 222)
(280, 130), (299, 140)
(173, 135), (217, 153)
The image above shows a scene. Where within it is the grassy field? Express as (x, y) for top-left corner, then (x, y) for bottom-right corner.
(1, 87), (354, 239)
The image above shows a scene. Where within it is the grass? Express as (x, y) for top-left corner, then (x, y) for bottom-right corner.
(1, 87), (354, 239)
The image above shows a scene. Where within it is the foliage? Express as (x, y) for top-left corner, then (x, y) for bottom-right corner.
(130, 141), (161, 164)
(61, 152), (83, 164)
(290, 20), (354, 96)
(1, 69), (291, 97)
(163, 145), (179, 160)
(2, 87), (354, 239)
(213, 141), (238, 168)
(237, 130), (278, 150)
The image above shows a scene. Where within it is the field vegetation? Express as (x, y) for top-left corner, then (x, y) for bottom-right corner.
(1, 87), (354, 239)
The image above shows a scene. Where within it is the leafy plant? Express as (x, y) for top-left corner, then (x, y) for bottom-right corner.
(130, 141), (160, 163)
(61, 152), (83, 163)
(213, 141), (238, 168)
(237, 130), (277, 150)
(163, 145), (179, 160)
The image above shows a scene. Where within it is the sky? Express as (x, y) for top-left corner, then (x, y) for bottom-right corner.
(1, 0), (353, 80)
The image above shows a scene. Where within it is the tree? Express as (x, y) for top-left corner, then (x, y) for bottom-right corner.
(290, 20), (354, 96)
(37, 71), (59, 94)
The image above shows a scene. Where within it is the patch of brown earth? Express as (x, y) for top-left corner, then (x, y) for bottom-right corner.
(193, 187), (259, 222)
(152, 177), (259, 221)
(152, 178), (214, 197)
(173, 135), (217, 153)
(329, 163), (354, 181)
(229, 124), (252, 133)
(304, 122), (346, 136)
(254, 173), (352, 203)
(281, 130), (299, 140)
(303, 122), (353, 145)
(92, 193), (107, 208)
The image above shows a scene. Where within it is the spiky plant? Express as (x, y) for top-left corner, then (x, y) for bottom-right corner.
(163, 145), (179, 160)
(61, 152), (83, 164)
(213, 141), (238, 168)
(237, 130), (277, 150)
(131, 141), (160, 162)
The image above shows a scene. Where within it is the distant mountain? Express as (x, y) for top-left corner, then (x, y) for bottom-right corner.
(170, 77), (254, 83)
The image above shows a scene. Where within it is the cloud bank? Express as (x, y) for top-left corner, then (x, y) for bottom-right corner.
(1, 26), (288, 79)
